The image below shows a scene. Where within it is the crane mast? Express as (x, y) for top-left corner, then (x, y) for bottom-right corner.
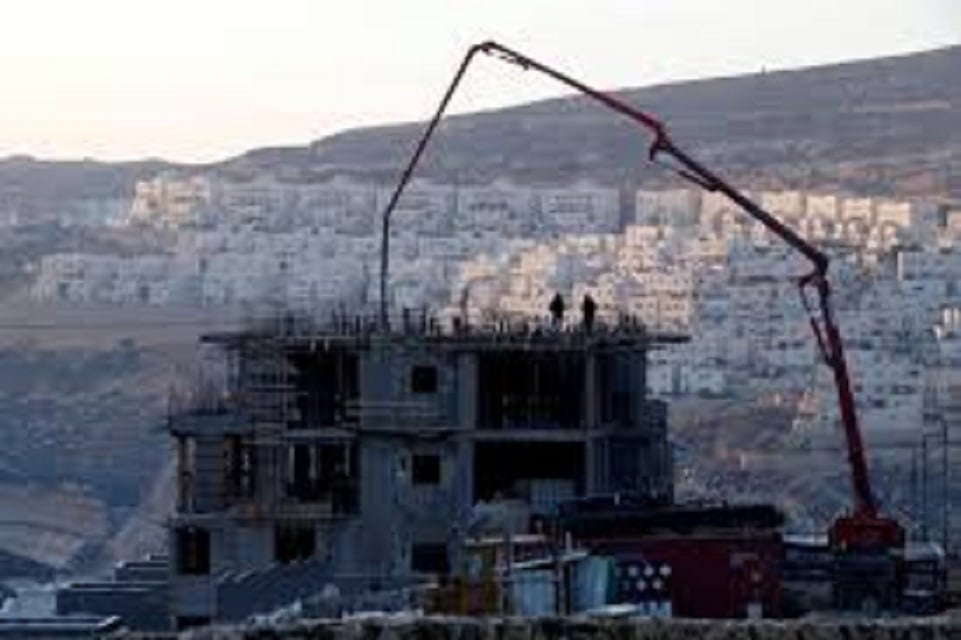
(377, 40), (902, 552)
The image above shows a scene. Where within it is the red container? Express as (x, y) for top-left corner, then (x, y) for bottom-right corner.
(560, 502), (784, 618)
(590, 533), (783, 618)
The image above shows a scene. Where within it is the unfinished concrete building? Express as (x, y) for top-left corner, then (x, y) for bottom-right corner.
(167, 316), (681, 628)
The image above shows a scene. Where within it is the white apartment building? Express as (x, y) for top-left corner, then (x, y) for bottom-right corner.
(128, 173), (214, 228)
(647, 343), (726, 397)
(636, 189), (700, 228)
(457, 179), (535, 237)
(806, 194), (839, 223)
(216, 175), (294, 229)
(760, 190), (804, 222)
(539, 183), (619, 235)
(298, 177), (379, 236)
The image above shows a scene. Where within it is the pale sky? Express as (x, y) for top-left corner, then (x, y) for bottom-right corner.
(2, 0), (959, 163)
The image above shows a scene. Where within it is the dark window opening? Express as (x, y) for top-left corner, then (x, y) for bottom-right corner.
(411, 542), (450, 574)
(411, 365), (438, 394)
(473, 440), (585, 505)
(477, 352), (584, 430)
(275, 524), (316, 563)
(606, 435), (663, 497)
(411, 454), (441, 485)
(175, 526), (210, 575)
(609, 442), (641, 491)
(283, 443), (359, 514)
(177, 436), (196, 512)
(289, 350), (359, 429)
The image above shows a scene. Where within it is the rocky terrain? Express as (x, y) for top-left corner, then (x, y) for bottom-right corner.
(250, 44), (961, 197)
(0, 157), (175, 223)
(0, 302), (244, 575)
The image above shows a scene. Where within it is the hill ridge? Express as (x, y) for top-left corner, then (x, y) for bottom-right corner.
(3, 43), (960, 202)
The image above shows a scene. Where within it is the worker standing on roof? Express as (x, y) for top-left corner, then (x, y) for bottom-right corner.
(549, 292), (565, 328)
(582, 294), (597, 332)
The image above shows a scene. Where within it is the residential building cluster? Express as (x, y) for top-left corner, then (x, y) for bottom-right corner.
(29, 171), (961, 442)
(35, 174), (617, 311)
(444, 188), (961, 444)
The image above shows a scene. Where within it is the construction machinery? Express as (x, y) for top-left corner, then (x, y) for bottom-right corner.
(377, 41), (905, 611)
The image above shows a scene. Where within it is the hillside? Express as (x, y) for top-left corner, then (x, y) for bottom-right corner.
(4, 45), (959, 201)
(0, 157), (178, 223)
(0, 302), (244, 575)
(230, 44), (961, 197)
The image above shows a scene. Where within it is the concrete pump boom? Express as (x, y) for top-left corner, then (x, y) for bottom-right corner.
(377, 40), (902, 548)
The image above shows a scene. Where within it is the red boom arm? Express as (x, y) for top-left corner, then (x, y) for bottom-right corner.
(378, 40), (884, 525)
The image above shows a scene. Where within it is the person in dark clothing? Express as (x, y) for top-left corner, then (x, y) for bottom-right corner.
(581, 293), (597, 332)
(549, 292), (565, 327)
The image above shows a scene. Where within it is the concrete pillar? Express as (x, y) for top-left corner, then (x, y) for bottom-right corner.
(193, 436), (223, 513)
(457, 353), (478, 430)
(584, 353), (598, 429)
(455, 435), (475, 520)
(632, 350), (646, 427)
(585, 436), (598, 495)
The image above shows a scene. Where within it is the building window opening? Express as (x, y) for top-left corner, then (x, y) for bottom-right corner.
(477, 352), (584, 429)
(275, 524), (316, 564)
(286, 444), (316, 501)
(290, 350), (359, 429)
(411, 453), (441, 485)
(473, 440), (585, 508)
(177, 436), (196, 512)
(283, 443), (359, 514)
(175, 526), (210, 575)
(411, 365), (438, 394)
(411, 542), (450, 575)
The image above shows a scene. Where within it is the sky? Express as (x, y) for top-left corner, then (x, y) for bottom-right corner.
(1, 0), (959, 163)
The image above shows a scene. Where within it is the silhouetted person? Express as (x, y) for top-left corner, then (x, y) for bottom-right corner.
(582, 294), (597, 332)
(549, 292), (565, 327)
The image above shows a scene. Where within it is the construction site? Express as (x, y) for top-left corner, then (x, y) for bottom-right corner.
(153, 311), (948, 629)
(34, 40), (959, 634)
(164, 314), (684, 627)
